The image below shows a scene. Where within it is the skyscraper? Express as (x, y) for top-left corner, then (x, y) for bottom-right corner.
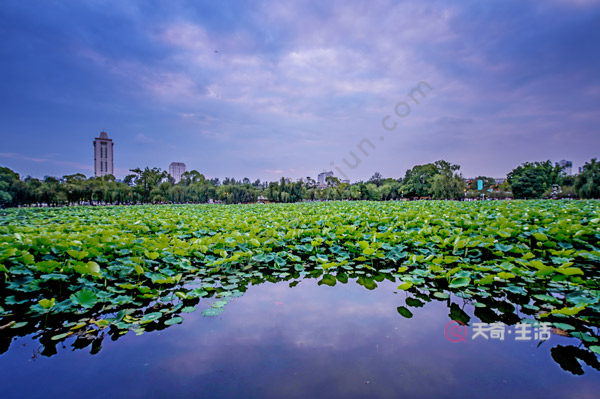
(93, 131), (114, 177)
(556, 160), (573, 175)
(169, 162), (186, 183)
(317, 171), (334, 187)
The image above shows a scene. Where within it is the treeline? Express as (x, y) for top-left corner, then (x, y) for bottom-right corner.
(1, 158), (599, 207)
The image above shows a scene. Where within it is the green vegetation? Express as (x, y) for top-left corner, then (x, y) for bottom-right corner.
(0, 200), (600, 364)
(401, 160), (466, 199)
(507, 161), (563, 199)
(1, 158), (597, 207)
(575, 159), (600, 199)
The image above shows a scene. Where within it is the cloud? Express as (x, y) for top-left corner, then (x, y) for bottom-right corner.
(0, 152), (91, 172)
(134, 133), (157, 145)
(77, 0), (456, 121)
(548, 0), (600, 6)
(1, 0), (599, 180)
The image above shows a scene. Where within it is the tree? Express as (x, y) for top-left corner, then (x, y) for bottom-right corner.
(401, 160), (463, 198)
(368, 172), (383, 186)
(180, 170), (205, 186)
(379, 179), (402, 200)
(429, 161), (465, 199)
(128, 167), (168, 202)
(507, 161), (562, 199)
(431, 174), (465, 199)
(61, 173), (88, 204)
(575, 158), (600, 199)
(0, 180), (12, 207)
(401, 163), (437, 197)
(0, 167), (19, 207)
(325, 176), (340, 187)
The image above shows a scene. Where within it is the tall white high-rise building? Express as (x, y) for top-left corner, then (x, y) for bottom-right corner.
(169, 162), (186, 183)
(317, 171), (333, 187)
(93, 131), (114, 177)
(556, 160), (573, 175)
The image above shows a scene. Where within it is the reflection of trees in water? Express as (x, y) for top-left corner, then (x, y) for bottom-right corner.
(1, 267), (599, 376)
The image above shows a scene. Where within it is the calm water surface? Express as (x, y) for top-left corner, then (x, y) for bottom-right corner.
(1, 279), (599, 399)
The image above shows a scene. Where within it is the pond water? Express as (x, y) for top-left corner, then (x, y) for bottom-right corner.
(1, 278), (599, 399)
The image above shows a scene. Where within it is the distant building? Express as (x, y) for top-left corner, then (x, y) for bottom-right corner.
(93, 131), (114, 177)
(340, 179), (350, 184)
(169, 162), (186, 183)
(556, 160), (573, 175)
(317, 171), (334, 187)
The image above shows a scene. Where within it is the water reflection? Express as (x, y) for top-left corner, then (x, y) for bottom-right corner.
(1, 278), (600, 399)
(4, 265), (600, 370)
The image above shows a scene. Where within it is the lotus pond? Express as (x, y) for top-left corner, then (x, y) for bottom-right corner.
(1, 201), (600, 398)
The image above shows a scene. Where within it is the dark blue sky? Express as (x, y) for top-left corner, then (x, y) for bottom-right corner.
(1, 0), (599, 181)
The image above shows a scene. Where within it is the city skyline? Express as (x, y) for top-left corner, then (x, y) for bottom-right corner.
(1, 1), (599, 181)
(0, 128), (586, 184)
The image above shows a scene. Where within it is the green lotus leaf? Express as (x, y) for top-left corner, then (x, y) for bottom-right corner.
(589, 346), (600, 354)
(38, 298), (55, 309)
(319, 274), (336, 286)
(557, 267), (584, 276)
(397, 306), (413, 318)
(164, 316), (184, 326)
(449, 277), (471, 288)
(141, 312), (163, 322)
(212, 300), (228, 308)
(67, 249), (88, 260)
(70, 289), (98, 308)
(73, 261), (101, 277)
(202, 307), (223, 316)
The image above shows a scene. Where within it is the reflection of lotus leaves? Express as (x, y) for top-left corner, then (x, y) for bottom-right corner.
(1, 201), (600, 375)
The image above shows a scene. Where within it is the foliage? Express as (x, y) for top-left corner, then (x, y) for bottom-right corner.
(575, 158), (600, 199)
(0, 157), (597, 207)
(126, 167), (168, 202)
(507, 161), (563, 199)
(0, 167), (19, 207)
(0, 200), (600, 363)
(400, 163), (439, 198)
(402, 160), (465, 199)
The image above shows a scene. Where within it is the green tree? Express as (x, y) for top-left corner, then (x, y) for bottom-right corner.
(431, 174), (465, 199)
(325, 176), (340, 187)
(507, 161), (562, 199)
(401, 163), (438, 198)
(401, 160), (463, 198)
(62, 173), (87, 204)
(368, 172), (383, 186)
(180, 170), (205, 185)
(127, 167), (168, 202)
(0, 167), (19, 207)
(575, 158), (600, 199)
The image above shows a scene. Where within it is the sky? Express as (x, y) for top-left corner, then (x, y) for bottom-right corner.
(0, 0), (599, 182)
